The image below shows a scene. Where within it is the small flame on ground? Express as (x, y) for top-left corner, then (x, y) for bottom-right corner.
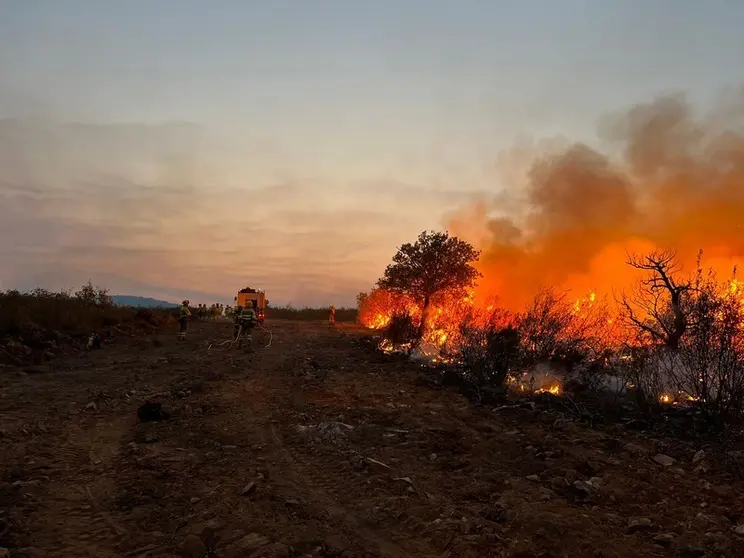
(536, 384), (561, 395)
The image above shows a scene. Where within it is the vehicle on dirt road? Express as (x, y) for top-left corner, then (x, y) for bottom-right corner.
(235, 287), (266, 324)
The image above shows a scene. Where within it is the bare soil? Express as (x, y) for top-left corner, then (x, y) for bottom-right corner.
(1, 320), (743, 557)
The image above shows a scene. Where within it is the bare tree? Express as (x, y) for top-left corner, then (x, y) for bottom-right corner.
(620, 249), (691, 350)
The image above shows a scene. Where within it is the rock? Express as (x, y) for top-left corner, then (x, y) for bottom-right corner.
(550, 477), (570, 489)
(249, 542), (290, 557)
(226, 533), (272, 556)
(526, 474), (540, 482)
(581, 460), (602, 476)
(0, 547), (9, 558)
(653, 533), (675, 546)
(692, 449), (705, 464)
(190, 497), (201, 504)
(653, 454), (676, 467)
(573, 480), (593, 495)
(557, 468), (580, 482)
(539, 488), (555, 501)
(624, 443), (648, 456)
(733, 524), (744, 536)
(242, 482), (257, 496)
(181, 534), (207, 557)
(628, 517), (652, 533)
(587, 477), (603, 488)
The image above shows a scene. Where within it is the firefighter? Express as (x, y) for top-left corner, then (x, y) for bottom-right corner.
(328, 304), (336, 326)
(234, 303), (258, 349)
(178, 300), (192, 339)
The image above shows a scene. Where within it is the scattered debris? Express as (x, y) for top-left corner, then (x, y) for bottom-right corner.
(296, 421), (353, 444)
(692, 449), (705, 464)
(366, 457), (391, 470)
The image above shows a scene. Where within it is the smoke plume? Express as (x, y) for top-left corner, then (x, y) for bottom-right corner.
(448, 90), (744, 310)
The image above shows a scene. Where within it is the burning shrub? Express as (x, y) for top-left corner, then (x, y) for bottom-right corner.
(671, 268), (744, 427)
(517, 287), (612, 368)
(621, 252), (744, 430)
(382, 312), (419, 348)
(357, 288), (416, 329)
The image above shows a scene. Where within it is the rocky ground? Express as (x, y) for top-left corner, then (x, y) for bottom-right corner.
(1, 320), (743, 557)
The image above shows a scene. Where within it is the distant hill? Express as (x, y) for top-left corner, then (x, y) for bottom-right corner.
(112, 295), (178, 308)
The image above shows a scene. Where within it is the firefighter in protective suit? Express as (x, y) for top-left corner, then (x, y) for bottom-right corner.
(178, 300), (192, 339)
(234, 303), (258, 349)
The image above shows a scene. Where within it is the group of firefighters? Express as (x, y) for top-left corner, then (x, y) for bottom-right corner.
(194, 303), (228, 320)
(177, 300), (338, 345)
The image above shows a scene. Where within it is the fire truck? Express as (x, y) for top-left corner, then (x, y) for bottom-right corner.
(234, 287), (266, 324)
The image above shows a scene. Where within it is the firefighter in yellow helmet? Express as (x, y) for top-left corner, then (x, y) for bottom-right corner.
(178, 300), (192, 339)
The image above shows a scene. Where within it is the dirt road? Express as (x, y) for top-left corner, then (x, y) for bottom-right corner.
(1, 321), (743, 557)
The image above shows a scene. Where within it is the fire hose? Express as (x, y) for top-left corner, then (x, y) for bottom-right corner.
(207, 322), (273, 351)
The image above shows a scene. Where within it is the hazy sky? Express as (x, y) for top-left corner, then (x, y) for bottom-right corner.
(1, 0), (743, 306)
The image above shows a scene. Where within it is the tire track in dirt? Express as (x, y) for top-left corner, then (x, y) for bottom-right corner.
(267, 424), (425, 558)
(192, 323), (419, 556)
(245, 326), (433, 557)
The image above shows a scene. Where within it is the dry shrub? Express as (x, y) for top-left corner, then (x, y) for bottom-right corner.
(0, 287), (131, 338)
(459, 321), (521, 388)
(0, 285), (175, 365)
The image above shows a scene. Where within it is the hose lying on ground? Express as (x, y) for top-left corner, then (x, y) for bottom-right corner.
(207, 323), (272, 351)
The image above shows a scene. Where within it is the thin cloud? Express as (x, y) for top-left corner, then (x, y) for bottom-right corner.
(0, 118), (458, 306)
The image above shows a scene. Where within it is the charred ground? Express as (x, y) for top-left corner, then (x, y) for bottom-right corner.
(1, 319), (744, 558)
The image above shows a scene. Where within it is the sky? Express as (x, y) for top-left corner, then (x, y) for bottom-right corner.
(1, 0), (743, 306)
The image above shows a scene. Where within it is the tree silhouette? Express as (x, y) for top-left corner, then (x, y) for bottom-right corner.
(378, 230), (481, 342)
